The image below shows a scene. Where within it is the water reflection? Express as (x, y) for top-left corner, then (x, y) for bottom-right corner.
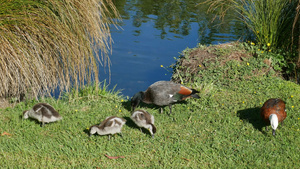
(99, 0), (245, 97)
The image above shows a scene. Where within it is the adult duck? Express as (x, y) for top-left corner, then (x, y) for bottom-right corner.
(131, 81), (200, 115)
(260, 98), (287, 136)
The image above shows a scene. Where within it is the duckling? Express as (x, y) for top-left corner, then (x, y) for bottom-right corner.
(131, 109), (156, 138)
(23, 103), (62, 127)
(261, 98), (287, 136)
(131, 81), (200, 115)
(89, 116), (126, 140)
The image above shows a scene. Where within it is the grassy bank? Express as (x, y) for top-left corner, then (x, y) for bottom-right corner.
(1, 43), (300, 168)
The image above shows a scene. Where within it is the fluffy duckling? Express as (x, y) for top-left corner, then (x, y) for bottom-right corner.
(131, 81), (200, 115)
(131, 109), (156, 138)
(261, 98), (287, 136)
(89, 116), (126, 140)
(23, 103), (62, 127)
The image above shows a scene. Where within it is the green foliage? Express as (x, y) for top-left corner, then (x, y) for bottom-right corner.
(204, 0), (298, 50)
(64, 81), (119, 99)
(203, 0), (299, 80)
(242, 42), (297, 76)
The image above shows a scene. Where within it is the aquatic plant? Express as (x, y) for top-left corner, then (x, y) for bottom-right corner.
(204, 0), (298, 50)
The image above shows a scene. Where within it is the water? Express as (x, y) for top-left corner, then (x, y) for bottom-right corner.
(98, 0), (245, 98)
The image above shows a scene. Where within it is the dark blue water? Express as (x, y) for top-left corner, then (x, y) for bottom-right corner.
(98, 0), (245, 98)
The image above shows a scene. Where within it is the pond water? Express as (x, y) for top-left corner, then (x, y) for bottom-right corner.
(98, 0), (246, 98)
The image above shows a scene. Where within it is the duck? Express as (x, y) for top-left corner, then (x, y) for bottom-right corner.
(131, 81), (200, 115)
(131, 109), (156, 138)
(260, 98), (287, 136)
(23, 103), (62, 127)
(89, 116), (126, 140)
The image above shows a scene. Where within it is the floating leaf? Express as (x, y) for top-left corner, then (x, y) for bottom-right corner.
(105, 154), (125, 159)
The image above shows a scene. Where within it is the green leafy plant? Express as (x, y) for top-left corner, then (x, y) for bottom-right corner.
(242, 42), (297, 75)
(203, 0), (298, 50)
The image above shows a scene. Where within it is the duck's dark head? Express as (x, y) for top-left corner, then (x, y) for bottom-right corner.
(88, 125), (98, 137)
(131, 91), (144, 111)
(23, 110), (29, 119)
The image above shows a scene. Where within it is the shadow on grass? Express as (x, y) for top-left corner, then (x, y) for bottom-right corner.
(121, 100), (131, 112)
(121, 99), (160, 112)
(237, 107), (267, 134)
(123, 116), (136, 128)
(83, 128), (90, 136)
(121, 99), (189, 116)
(121, 100), (161, 113)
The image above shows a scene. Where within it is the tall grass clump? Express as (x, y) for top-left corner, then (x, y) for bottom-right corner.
(0, 0), (120, 100)
(204, 0), (298, 50)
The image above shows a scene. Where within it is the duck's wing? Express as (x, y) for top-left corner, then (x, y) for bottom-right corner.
(33, 103), (60, 117)
(146, 83), (180, 105)
(142, 111), (154, 124)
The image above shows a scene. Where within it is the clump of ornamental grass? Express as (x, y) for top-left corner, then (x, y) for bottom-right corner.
(203, 0), (298, 50)
(0, 0), (120, 100)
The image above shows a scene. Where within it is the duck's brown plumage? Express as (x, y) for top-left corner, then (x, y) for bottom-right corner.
(98, 116), (125, 130)
(32, 103), (61, 119)
(132, 110), (153, 125)
(178, 86), (194, 96)
(131, 109), (156, 138)
(260, 98), (287, 135)
(261, 98), (286, 124)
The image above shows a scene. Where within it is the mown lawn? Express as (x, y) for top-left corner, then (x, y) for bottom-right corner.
(1, 44), (300, 168)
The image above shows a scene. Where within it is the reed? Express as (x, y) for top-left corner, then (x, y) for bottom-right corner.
(0, 0), (120, 100)
(204, 0), (298, 50)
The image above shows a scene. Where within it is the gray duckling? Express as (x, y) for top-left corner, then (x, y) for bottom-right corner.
(89, 116), (126, 140)
(23, 103), (62, 127)
(131, 109), (156, 138)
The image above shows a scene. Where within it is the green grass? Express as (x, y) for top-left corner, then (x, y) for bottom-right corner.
(1, 44), (300, 168)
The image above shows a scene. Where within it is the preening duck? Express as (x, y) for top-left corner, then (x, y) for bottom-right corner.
(89, 116), (126, 140)
(23, 103), (62, 127)
(131, 109), (156, 138)
(260, 98), (287, 136)
(131, 81), (200, 115)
